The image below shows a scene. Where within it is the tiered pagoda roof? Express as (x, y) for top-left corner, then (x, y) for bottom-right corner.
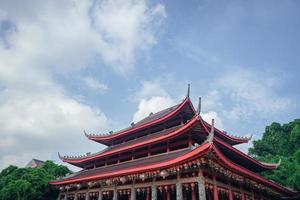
(50, 86), (296, 198)
(85, 96), (250, 146)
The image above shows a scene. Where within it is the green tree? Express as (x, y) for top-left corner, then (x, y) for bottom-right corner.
(249, 119), (300, 191)
(0, 161), (71, 200)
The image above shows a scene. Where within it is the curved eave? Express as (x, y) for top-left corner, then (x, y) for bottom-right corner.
(49, 142), (212, 185)
(198, 118), (279, 172)
(259, 159), (281, 169)
(200, 117), (250, 145)
(212, 145), (296, 196)
(214, 138), (279, 171)
(61, 115), (200, 166)
(87, 98), (195, 144)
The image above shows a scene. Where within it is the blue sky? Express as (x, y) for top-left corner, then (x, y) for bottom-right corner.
(0, 0), (299, 170)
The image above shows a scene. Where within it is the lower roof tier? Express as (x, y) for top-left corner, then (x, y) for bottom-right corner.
(50, 141), (295, 197)
(56, 148), (191, 184)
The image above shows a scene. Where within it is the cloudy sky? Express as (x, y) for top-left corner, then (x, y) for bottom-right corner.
(0, 0), (299, 171)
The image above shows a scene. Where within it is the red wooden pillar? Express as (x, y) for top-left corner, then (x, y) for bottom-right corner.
(241, 192), (245, 200)
(229, 190), (233, 200)
(166, 186), (170, 200)
(213, 176), (219, 200)
(191, 183), (196, 200)
(146, 188), (150, 200)
(213, 185), (218, 200)
(251, 191), (255, 200)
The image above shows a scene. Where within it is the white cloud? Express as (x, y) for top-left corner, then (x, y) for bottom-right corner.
(135, 81), (168, 100)
(133, 81), (175, 122)
(215, 68), (291, 120)
(90, 0), (166, 73)
(0, 0), (166, 169)
(0, 87), (109, 169)
(202, 90), (223, 111)
(133, 96), (175, 122)
(0, 0), (165, 74)
(201, 111), (223, 130)
(82, 76), (108, 93)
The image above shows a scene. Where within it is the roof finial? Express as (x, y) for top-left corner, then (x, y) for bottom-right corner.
(84, 130), (89, 137)
(206, 118), (215, 144)
(187, 83), (190, 98)
(197, 97), (201, 115)
(58, 152), (63, 160)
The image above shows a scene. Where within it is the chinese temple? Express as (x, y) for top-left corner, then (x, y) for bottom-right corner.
(50, 85), (297, 200)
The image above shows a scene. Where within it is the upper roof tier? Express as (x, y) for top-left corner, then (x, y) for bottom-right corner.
(85, 97), (195, 146)
(85, 95), (251, 146)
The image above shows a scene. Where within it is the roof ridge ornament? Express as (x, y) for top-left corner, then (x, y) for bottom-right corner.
(276, 159), (282, 168)
(206, 119), (215, 144)
(58, 152), (64, 160)
(245, 133), (253, 141)
(186, 83), (190, 98)
(84, 130), (89, 137)
(197, 97), (201, 115)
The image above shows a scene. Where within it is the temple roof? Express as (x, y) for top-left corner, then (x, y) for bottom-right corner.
(51, 142), (211, 186)
(85, 96), (251, 146)
(85, 97), (195, 145)
(60, 115), (279, 172)
(214, 138), (279, 172)
(210, 145), (295, 196)
(50, 139), (295, 196)
(53, 147), (193, 185)
(198, 117), (279, 172)
(201, 119), (251, 145)
(59, 116), (198, 166)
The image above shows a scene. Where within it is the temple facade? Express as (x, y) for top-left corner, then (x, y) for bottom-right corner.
(50, 86), (297, 200)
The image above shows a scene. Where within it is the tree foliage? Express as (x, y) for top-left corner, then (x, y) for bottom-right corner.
(249, 119), (300, 191)
(0, 161), (71, 200)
